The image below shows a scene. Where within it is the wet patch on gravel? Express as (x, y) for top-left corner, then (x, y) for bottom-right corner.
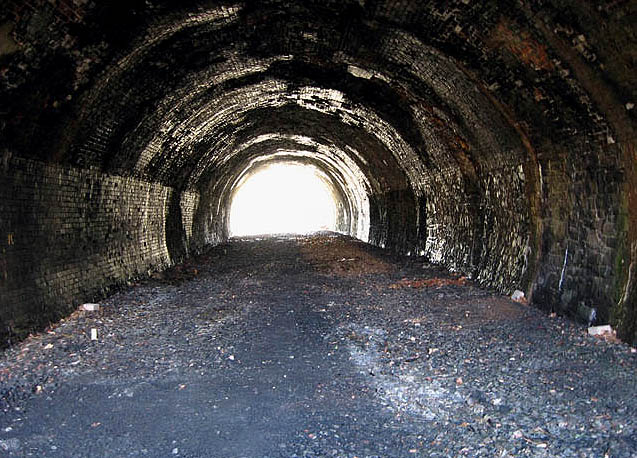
(0, 233), (635, 457)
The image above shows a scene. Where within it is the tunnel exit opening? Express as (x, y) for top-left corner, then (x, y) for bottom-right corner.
(228, 162), (338, 237)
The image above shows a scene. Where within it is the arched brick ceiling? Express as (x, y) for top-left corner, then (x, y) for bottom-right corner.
(3, 2), (631, 211)
(62, 5), (533, 190)
(4, 1), (631, 163)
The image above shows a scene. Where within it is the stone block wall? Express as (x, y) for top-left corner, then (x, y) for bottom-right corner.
(533, 138), (626, 326)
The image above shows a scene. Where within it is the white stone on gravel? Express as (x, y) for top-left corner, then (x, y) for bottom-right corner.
(81, 303), (100, 311)
(587, 325), (612, 336)
(0, 438), (21, 452)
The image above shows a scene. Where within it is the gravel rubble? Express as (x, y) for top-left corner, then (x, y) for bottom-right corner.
(0, 233), (635, 457)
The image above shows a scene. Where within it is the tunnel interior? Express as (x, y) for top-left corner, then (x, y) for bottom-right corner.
(0, 0), (635, 345)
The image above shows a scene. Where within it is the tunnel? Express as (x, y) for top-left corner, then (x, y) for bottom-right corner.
(0, 0), (635, 347)
(1, 2), (637, 455)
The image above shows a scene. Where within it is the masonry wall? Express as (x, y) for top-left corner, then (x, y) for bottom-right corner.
(416, 133), (632, 342)
(421, 161), (530, 294)
(533, 138), (627, 328)
(0, 156), (200, 345)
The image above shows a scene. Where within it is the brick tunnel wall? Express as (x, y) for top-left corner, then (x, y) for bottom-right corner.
(0, 0), (635, 345)
(0, 156), (200, 342)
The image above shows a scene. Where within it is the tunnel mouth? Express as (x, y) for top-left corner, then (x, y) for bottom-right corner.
(220, 148), (371, 241)
(228, 161), (339, 237)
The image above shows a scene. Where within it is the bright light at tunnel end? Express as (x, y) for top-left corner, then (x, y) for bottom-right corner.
(229, 163), (338, 237)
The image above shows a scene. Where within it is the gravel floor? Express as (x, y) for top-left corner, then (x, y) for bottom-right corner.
(0, 233), (635, 457)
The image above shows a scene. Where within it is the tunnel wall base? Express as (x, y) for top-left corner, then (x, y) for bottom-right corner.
(0, 156), (200, 346)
